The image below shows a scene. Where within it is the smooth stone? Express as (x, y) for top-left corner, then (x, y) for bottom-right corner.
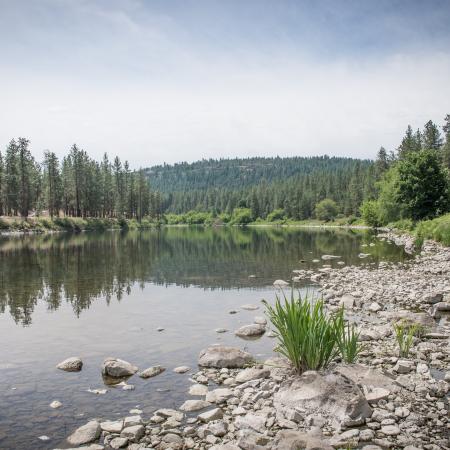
(179, 399), (211, 412)
(380, 425), (400, 436)
(173, 365), (190, 373)
(235, 324), (266, 338)
(67, 420), (101, 446)
(271, 429), (334, 450)
(109, 437), (128, 449)
(235, 413), (266, 433)
(241, 304), (259, 310)
(57, 357), (83, 372)
(101, 358), (138, 378)
(100, 420), (124, 433)
(254, 316), (267, 325)
(215, 328), (228, 333)
(273, 279), (289, 287)
(87, 388), (108, 395)
(369, 302), (382, 312)
(206, 388), (233, 403)
(50, 400), (62, 409)
(198, 346), (254, 368)
(364, 387), (391, 404)
(339, 294), (356, 308)
(235, 367), (270, 383)
(321, 255), (341, 260)
(198, 408), (223, 423)
(138, 365), (165, 379)
(188, 383), (209, 396)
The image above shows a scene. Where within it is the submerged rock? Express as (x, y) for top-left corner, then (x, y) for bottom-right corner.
(138, 365), (165, 379)
(101, 358), (138, 378)
(173, 365), (190, 373)
(198, 346), (254, 368)
(57, 356), (83, 372)
(273, 279), (289, 287)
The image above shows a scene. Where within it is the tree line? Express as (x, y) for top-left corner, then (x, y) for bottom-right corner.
(361, 116), (450, 226)
(0, 139), (161, 220)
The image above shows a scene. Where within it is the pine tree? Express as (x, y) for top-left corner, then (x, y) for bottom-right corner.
(442, 114), (450, 169)
(422, 120), (442, 151)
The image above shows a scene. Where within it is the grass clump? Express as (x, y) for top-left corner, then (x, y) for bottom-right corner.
(263, 292), (360, 373)
(393, 321), (418, 358)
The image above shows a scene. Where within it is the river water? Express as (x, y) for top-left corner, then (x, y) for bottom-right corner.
(0, 226), (409, 449)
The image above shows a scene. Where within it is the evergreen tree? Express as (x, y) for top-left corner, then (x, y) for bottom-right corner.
(422, 120), (442, 151)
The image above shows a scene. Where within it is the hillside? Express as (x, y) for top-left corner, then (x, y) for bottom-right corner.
(145, 156), (376, 218)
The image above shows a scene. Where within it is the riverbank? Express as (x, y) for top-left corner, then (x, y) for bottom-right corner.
(56, 233), (449, 450)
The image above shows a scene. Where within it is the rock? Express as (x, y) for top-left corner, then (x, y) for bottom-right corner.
(339, 294), (356, 308)
(50, 400), (62, 408)
(329, 429), (360, 447)
(274, 371), (372, 428)
(393, 359), (415, 374)
(215, 328), (228, 333)
(87, 388), (107, 395)
(423, 292), (444, 304)
(241, 304), (259, 310)
(173, 365), (190, 373)
(198, 408), (223, 423)
(162, 433), (183, 444)
(210, 443), (240, 450)
(335, 364), (397, 392)
(179, 399), (211, 412)
(358, 328), (382, 341)
(67, 420), (101, 446)
(235, 413), (266, 433)
(273, 279), (289, 287)
(101, 358), (138, 378)
(206, 388), (233, 403)
(271, 429), (334, 450)
(380, 424), (400, 436)
(235, 367), (270, 383)
(364, 387), (391, 404)
(120, 425), (144, 442)
(157, 327), (165, 331)
(254, 316), (267, 325)
(123, 415), (142, 427)
(198, 346), (254, 368)
(322, 255), (341, 260)
(57, 356), (83, 372)
(369, 302), (382, 312)
(138, 365), (165, 378)
(235, 324), (266, 338)
(188, 383), (209, 396)
(109, 437), (128, 449)
(100, 420), (124, 433)
(207, 420), (228, 437)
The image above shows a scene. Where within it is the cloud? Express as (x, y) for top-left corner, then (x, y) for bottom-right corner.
(0, 1), (449, 166)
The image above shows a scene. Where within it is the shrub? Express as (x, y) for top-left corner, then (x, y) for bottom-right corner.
(263, 292), (342, 373)
(393, 321), (418, 358)
(334, 308), (364, 363)
(314, 199), (339, 222)
(231, 208), (253, 225)
(360, 200), (382, 227)
(415, 213), (450, 246)
(267, 209), (286, 222)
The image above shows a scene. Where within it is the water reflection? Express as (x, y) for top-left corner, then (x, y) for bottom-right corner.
(0, 227), (407, 325)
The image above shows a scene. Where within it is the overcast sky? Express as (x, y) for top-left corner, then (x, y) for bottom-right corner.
(1, 0), (450, 167)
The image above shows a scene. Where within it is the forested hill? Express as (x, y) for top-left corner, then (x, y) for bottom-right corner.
(145, 156), (378, 219)
(146, 156), (372, 192)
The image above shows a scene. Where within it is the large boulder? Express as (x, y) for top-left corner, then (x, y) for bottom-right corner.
(274, 371), (372, 429)
(270, 429), (334, 450)
(57, 357), (83, 372)
(198, 346), (254, 368)
(101, 358), (138, 378)
(335, 364), (397, 392)
(67, 420), (101, 446)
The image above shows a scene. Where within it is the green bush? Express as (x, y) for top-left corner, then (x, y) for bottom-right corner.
(415, 213), (450, 246)
(360, 200), (382, 227)
(393, 321), (418, 358)
(314, 199), (339, 222)
(267, 209), (286, 222)
(231, 208), (253, 225)
(263, 293), (342, 373)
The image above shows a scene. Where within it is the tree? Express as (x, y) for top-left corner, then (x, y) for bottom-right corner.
(422, 120), (442, 151)
(394, 149), (449, 220)
(17, 138), (37, 218)
(375, 147), (389, 177)
(43, 151), (61, 218)
(314, 199), (338, 222)
(231, 207), (253, 224)
(398, 125), (417, 158)
(360, 200), (381, 227)
(442, 114), (450, 169)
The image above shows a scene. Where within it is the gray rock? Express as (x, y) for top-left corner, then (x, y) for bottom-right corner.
(393, 359), (415, 374)
(241, 304), (259, 310)
(198, 346), (254, 368)
(173, 365), (190, 373)
(57, 356), (83, 372)
(179, 399), (211, 412)
(339, 294), (356, 308)
(380, 424), (400, 436)
(188, 383), (209, 396)
(235, 413), (266, 433)
(100, 420), (123, 433)
(120, 425), (144, 442)
(254, 316), (267, 325)
(270, 428), (334, 450)
(235, 367), (270, 383)
(67, 420), (101, 446)
(109, 437), (128, 449)
(198, 408), (223, 423)
(101, 358), (138, 378)
(273, 279), (289, 286)
(138, 365), (165, 378)
(235, 324), (266, 338)
(274, 371), (372, 428)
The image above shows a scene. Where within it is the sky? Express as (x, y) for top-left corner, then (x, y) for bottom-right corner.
(1, 0), (450, 167)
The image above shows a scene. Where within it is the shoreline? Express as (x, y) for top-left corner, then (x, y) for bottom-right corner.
(57, 234), (449, 450)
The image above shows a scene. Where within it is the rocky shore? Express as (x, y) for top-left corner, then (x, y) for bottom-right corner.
(57, 235), (449, 450)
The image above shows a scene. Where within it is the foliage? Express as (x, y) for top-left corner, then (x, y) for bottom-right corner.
(267, 209), (286, 222)
(231, 208), (253, 225)
(360, 200), (381, 227)
(393, 321), (418, 358)
(263, 292), (342, 373)
(315, 198), (339, 222)
(415, 213), (450, 246)
(394, 149), (449, 220)
(334, 308), (364, 363)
